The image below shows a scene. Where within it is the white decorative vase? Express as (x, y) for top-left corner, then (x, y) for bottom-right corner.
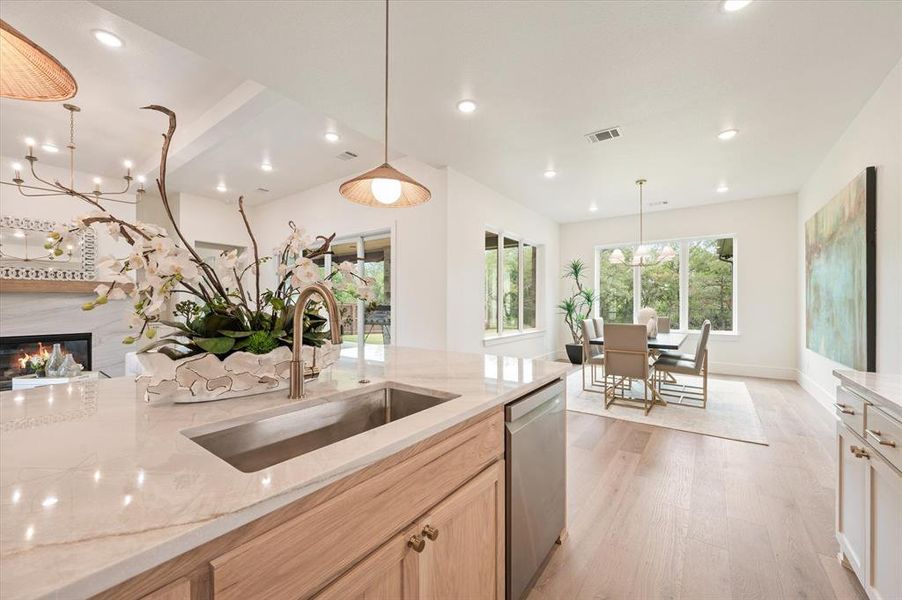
(136, 342), (341, 403)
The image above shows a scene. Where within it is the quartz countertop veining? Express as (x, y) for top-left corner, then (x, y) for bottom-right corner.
(0, 347), (570, 600)
(834, 369), (902, 417)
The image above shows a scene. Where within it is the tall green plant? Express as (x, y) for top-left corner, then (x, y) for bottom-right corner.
(558, 259), (598, 344)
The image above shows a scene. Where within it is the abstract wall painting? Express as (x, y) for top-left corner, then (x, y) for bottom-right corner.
(805, 166), (876, 371)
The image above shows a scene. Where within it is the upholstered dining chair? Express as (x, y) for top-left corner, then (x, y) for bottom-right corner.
(654, 320), (711, 408)
(602, 323), (661, 415)
(581, 319), (604, 391)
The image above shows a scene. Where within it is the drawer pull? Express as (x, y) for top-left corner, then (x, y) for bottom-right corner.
(407, 534), (426, 553)
(833, 402), (855, 415)
(850, 445), (870, 459)
(422, 525), (439, 541)
(865, 429), (897, 448)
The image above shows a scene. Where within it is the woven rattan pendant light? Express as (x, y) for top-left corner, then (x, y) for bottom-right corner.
(339, 0), (430, 207)
(0, 20), (77, 101)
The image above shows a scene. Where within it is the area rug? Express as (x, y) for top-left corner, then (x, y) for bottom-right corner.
(565, 370), (768, 445)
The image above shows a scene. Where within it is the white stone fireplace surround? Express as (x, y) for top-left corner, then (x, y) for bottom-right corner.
(0, 292), (133, 378)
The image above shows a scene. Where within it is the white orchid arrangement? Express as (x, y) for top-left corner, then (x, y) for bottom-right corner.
(45, 105), (372, 359)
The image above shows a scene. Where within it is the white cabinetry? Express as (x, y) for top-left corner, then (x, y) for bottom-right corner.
(834, 379), (902, 600)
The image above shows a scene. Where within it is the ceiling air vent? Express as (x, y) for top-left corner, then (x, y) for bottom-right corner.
(336, 151), (358, 161)
(256, 187), (270, 193)
(585, 126), (622, 144)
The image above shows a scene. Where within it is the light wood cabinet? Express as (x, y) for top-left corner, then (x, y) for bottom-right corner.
(317, 461), (505, 600)
(835, 382), (902, 600)
(416, 461), (504, 600)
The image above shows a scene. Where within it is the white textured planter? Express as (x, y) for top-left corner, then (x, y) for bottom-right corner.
(136, 343), (341, 403)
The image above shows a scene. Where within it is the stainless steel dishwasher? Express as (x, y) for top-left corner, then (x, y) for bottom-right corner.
(505, 378), (566, 600)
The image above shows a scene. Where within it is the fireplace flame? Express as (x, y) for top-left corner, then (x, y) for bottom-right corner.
(18, 343), (50, 369)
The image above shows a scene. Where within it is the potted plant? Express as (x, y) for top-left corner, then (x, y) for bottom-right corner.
(558, 259), (597, 364)
(45, 105), (373, 402)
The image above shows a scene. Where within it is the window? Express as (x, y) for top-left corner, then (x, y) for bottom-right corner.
(596, 235), (736, 332)
(485, 230), (540, 337)
(688, 238), (733, 331)
(597, 247), (634, 323)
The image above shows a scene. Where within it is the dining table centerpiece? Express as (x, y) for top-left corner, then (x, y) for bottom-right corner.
(44, 105), (373, 402)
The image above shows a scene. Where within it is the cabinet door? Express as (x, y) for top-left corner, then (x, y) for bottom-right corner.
(865, 451), (902, 600)
(417, 461), (504, 600)
(315, 526), (420, 600)
(837, 424), (867, 580)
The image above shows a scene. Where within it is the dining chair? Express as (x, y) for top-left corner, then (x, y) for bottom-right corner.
(592, 317), (605, 338)
(581, 319), (605, 391)
(602, 323), (662, 415)
(654, 320), (711, 408)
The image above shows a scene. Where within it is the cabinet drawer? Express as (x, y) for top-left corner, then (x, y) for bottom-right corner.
(865, 405), (902, 472)
(211, 411), (503, 600)
(836, 386), (866, 435)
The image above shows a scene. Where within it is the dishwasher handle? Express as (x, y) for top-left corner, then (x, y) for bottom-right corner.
(506, 379), (565, 422)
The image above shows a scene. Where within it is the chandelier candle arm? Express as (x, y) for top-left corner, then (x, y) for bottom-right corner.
(1, 104), (140, 205)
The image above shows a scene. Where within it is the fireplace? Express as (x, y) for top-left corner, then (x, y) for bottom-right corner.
(0, 333), (92, 391)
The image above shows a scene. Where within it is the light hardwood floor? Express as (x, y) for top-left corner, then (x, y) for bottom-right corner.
(529, 376), (868, 600)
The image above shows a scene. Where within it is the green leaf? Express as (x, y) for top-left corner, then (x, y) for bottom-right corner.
(194, 336), (236, 354)
(218, 330), (254, 338)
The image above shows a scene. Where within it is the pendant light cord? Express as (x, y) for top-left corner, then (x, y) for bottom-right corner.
(383, 0), (389, 164)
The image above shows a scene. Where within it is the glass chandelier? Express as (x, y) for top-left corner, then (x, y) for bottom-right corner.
(4, 103), (142, 205)
(609, 179), (676, 267)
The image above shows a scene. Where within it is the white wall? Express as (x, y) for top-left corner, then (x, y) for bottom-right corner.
(250, 156), (448, 351)
(559, 194), (799, 379)
(797, 59), (902, 407)
(178, 192), (253, 250)
(446, 169), (560, 358)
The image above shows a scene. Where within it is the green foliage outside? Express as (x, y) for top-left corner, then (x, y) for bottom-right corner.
(688, 239), (733, 330)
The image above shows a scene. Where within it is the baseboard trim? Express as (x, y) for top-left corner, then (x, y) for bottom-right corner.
(708, 361), (796, 380)
(796, 369), (835, 413)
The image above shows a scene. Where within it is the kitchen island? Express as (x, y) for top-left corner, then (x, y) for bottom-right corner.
(0, 347), (569, 600)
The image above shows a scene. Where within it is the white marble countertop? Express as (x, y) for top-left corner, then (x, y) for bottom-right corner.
(0, 347), (570, 600)
(834, 369), (902, 417)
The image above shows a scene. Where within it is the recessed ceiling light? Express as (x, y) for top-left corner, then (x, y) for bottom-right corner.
(260, 162), (273, 172)
(216, 183), (228, 193)
(717, 129), (739, 140)
(544, 169), (557, 179)
(589, 204), (599, 212)
(717, 185), (730, 193)
(41, 143), (59, 153)
(323, 132), (341, 143)
(92, 30), (123, 48)
(456, 99), (477, 113)
(722, 0), (752, 12)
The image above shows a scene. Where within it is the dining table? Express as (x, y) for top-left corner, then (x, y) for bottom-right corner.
(589, 331), (688, 350)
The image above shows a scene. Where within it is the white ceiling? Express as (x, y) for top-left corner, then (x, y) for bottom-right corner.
(0, 0), (246, 180)
(93, 0), (902, 222)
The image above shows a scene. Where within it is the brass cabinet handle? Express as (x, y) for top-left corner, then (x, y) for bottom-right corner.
(850, 445), (870, 459)
(833, 402), (855, 415)
(407, 534), (426, 553)
(422, 525), (439, 541)
(865, 429), (897, 448)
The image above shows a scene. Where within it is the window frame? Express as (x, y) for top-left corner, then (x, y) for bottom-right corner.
(484, 228), (541, 339)
(594, 233), (739, 334)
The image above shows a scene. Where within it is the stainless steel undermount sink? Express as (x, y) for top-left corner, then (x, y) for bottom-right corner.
(183, 384), (460, 473)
